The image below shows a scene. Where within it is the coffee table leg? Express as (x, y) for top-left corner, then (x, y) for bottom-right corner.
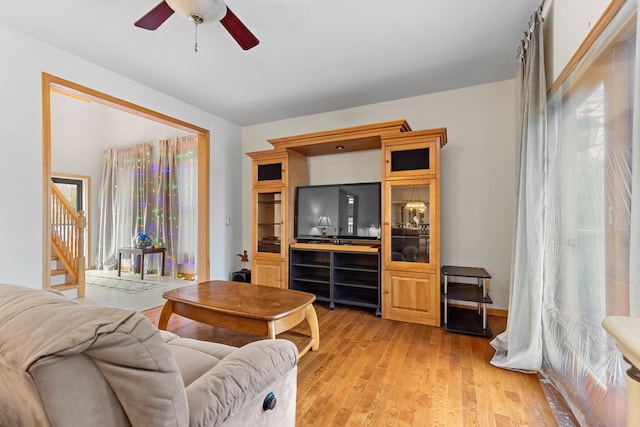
(158, 300), (174, 330)
(267, 321), (277, 340)
(305, 304), (320, 351)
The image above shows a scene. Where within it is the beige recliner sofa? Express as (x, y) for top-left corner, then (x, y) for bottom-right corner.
(0, 284), (298, 427)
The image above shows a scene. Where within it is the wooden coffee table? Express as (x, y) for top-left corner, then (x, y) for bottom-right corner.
(158, 280), (320, 357)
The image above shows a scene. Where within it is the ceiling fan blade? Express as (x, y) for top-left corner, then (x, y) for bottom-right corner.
(220, 7), (259, 50)
(135, 1), (175, 30)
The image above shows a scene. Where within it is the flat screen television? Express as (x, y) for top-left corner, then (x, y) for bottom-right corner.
(295, 182), (381, 242)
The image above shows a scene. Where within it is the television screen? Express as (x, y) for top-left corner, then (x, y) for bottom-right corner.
(295, 182), (381, 241)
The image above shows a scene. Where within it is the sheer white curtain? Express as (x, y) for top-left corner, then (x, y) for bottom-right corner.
(631, 0), (640, 319)
(96, 143), (151, 269)
(493, 1), (639, 424)
(490, 7), (546, 373)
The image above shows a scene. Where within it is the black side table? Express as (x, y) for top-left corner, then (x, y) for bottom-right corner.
(441, 265), (493, 337)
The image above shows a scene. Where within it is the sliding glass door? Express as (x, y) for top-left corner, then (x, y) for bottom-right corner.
(544, 4), (636, 424)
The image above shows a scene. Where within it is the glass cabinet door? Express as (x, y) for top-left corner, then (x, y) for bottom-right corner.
(256, 191), (282, 254)
(388, 183), (432, 264)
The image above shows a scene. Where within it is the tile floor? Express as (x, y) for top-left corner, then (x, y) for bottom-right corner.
(76, 269), (196, 312)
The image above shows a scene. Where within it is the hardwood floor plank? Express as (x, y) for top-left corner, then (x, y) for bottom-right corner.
(473, 335), (512, 425)
(446, 333), (463, 425)
(397, 326), (432, 426)
(142, 303), (558, 426)
(367, 322), (417, 425)
(329, 314), (391, 425)
(296, 307), (363, 412)
(458, 334), (479, 426)
(461, 365), (478, 426)
(344, 320), (403, 425)
(380, 326), (421, 425)
(469, 335), (497, 427)
(411, 329), (446, 425)
(430, 332), (451, 425)
(299, 310), (373, 425)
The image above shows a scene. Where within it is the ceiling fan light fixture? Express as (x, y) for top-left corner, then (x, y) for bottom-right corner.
(189, 14), (204, 24)
(166, 0), (227, 24)
(134, 0), (259, 51)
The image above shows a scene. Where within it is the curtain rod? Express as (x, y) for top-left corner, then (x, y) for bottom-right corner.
(517, 2), (545, 62)
(540, 0), (549, 16)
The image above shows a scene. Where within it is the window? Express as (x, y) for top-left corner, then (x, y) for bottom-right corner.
(544, 4), (635, 424)
(52, 177), (83, 212)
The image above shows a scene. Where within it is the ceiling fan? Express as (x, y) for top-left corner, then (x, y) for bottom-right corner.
(135, 0), (259, 51)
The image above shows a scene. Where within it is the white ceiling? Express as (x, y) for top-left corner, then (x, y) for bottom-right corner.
(0, 0), (539, 126)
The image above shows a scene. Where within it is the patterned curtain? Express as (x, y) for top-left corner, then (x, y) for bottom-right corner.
(150, 135), (198, 278)
(96, 135), (197, 278)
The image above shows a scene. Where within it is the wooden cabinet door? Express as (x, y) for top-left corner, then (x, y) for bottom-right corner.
(384, 141), (436, 179)
(381, 128), (445, 181)
(383, 270), (439, 326)
(253, 156), (286, 187)
(252, 259), (284, 288)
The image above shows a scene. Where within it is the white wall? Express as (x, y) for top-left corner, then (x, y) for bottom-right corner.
(51, 92), (191, 268)
(543, 0), (611, 85)
(243, 80), (517, 309)
(0, 24), (243, 288)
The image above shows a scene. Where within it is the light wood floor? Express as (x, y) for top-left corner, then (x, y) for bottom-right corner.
(143, 303), (559, 426)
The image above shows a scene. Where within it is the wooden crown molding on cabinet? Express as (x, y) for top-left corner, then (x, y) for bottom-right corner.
(268, 120), (412, 157)
(381, 127), (448, 148)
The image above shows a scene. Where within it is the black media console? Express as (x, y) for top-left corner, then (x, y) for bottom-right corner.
(289, 243), (381, 316)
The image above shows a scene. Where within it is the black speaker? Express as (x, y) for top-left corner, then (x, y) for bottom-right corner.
(231, 270), (251, 283)
(257, 163), (282, 181)
(390, 148), (429, 171)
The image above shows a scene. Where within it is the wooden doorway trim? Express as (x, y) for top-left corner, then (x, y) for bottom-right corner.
(42, 72), (210, 289)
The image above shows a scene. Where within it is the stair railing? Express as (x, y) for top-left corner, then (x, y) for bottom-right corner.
(51, 183), (86, 296)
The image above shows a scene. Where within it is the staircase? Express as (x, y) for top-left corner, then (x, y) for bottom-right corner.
(50, 183), (86, 297)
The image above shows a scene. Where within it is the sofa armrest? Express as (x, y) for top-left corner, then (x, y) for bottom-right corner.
(186, 339), (298, 427)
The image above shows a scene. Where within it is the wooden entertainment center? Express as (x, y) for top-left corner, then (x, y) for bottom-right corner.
(247, 120), (447, 326)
